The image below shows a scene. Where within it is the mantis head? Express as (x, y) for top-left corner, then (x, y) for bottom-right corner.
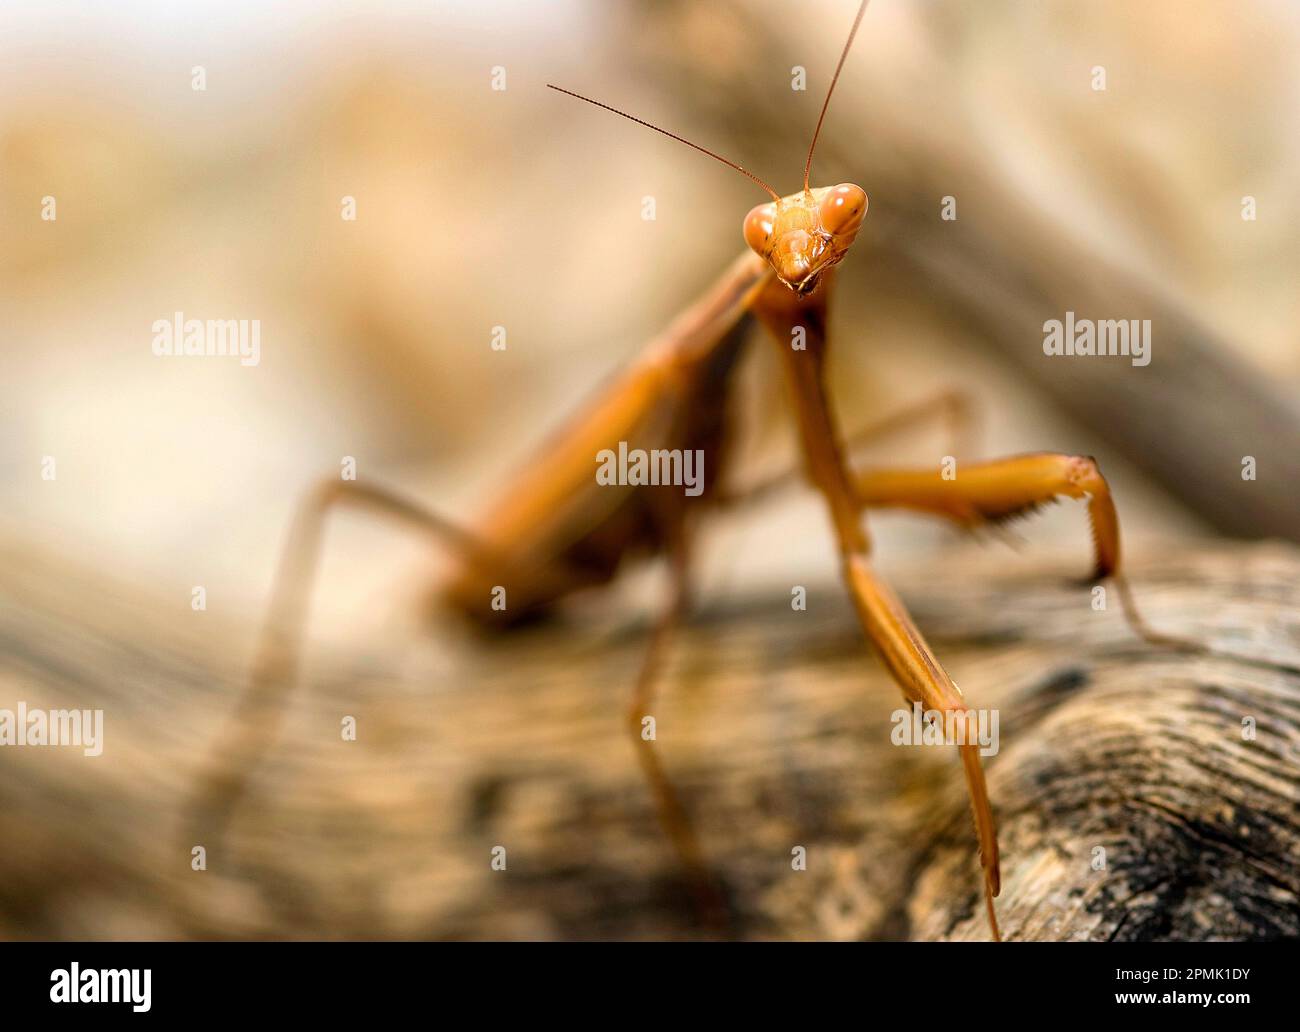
(549, 0), (871, 298)
(743, 184), (867, 296)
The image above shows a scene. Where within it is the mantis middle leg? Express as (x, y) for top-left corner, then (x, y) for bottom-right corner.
(754, 273), (1002, 940)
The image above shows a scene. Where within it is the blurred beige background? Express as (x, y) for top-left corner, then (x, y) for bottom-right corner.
(3, 0), (1298, 653)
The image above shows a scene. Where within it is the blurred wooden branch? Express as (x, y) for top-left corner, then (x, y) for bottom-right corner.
(837, 138), (1300, 544)
(880, 190), (1300, 544)
(1, 535), (1298, 940)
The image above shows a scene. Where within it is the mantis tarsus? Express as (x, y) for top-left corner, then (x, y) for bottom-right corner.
(190, 0), (1197, 941)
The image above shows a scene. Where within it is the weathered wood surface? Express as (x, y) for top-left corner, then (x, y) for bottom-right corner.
(1, 536), (1298, 940)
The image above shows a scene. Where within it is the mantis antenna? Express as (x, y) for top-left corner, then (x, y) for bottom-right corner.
(803, 0), (871, 192)
(545, 83), (782, 202)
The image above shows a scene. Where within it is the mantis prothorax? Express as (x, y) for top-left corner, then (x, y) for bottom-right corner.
(190, 0), (1196, 941)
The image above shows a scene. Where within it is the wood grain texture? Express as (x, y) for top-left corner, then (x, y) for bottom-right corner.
(1, 535), (1297, 940)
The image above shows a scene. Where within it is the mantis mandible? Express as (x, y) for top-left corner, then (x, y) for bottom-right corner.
(189, 0), (1190, 940)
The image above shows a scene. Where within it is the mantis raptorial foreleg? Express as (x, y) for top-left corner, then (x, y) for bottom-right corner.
(852, 455), (1204, 652)
(720, 432), (1195, 654)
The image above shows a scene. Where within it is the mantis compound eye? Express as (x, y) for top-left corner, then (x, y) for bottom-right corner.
(743, 202), (777, 256)
(819, 183), (867, 240)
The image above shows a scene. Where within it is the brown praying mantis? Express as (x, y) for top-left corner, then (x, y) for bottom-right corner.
(189, 0), (1196, 941)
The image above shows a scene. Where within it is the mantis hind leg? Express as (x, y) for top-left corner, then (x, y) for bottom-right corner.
(714, 386), (977, 510)
(184, 477), (568, 858)
(189, 475), (729, 933)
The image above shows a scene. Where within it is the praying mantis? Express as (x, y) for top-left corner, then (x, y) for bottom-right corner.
(189, 0), (1194, 941)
